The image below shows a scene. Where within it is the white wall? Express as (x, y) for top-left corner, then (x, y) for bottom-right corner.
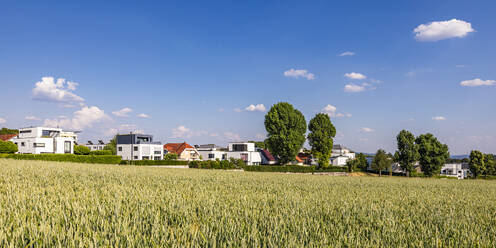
(117, 144), (163, 160)
(12, 136), (74, 154)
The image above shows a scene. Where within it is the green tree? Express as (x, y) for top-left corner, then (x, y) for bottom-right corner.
(74, 145), (90, 155)
(484, 154), (496, 176)
(0, 127), (18, 135)
(264, 102), (307, 165)
(371, 149), (390, 176)
(103, 136), (117, 155)
(469, 150), (485, 178)
(415, 133), (450, 177)
(307, 113), (336, 169)
(0, 140), (18, 153)
(355, 153), (369, 171)
(164, 153), (178, 160)
(394, 130), (419, 177)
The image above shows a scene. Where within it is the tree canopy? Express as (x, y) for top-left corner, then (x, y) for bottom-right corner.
(469, 150), (485, 178)
(415, 133), (449, 177)
(0, 127), (18, 135)
(307, 113), (336, 168)
(395, 130), (419, 177)
(264, 102), (306, 165)
(0, 140), (18, 154)
(103, 136), (117, 155)
(371, 149), (390, 176)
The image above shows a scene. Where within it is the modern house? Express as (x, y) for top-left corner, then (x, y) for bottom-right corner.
(164, 142), (200, 161)
(116, 133), (163, 160)
(330, 144), (356, 166)
(196, 142), (262, 165)
(260, 149), (277, 165)
(10, 127), (78, 154)
(440, 163), (471, 179)
(84, 140), (106, 151)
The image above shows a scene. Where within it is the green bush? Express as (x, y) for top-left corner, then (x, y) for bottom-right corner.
(74, 145), (90, 155)
(188, 159), (244, 170)
(4, 154), (121, 164)
(0, 140), (18, 154)
(89, 150), (113, 156)
(164, 153), (178, 160)
(120, 160), (189, 166)
(244, 165), (315, 173)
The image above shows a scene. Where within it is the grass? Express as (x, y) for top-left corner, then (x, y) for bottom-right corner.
(1, 159), (496, 247)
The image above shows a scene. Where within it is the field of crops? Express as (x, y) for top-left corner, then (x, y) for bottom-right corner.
(1, 159), (496, 247)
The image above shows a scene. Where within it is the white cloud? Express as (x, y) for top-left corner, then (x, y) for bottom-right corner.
(432, 116), (446, 121)
(283, 69), (316, 80)
(0, 118), (5, 124)
(344, 84), (365, 93)
(321, 104), (351, 118)
(43, 106), (110, 130)
(112, 107), (133, 117)
(245, 104), (266, 112)
(25, 116), (40, 121)
(413, 19), (475, 42)
(138, 113), (149, 118)
(460, 78), (495, 87)
(360, 127), (374, 133)
(344, 72), (366, 80)
(224, 132), (241, 141)
(171, 125), (207, 139)
(339, 51), (355, 56)
(32, 77), (85, 103)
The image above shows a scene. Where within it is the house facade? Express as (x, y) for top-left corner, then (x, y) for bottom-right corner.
(196, 144), (228, 161)
(84, 140), (106, 151)
(116, 134), (163, 160)
(440, 163), (470, 179)
(164, 142), (200, 161)
(11, 127), (77, 154)
(330, 144), (356, 166)
(197, 142), (262, 165)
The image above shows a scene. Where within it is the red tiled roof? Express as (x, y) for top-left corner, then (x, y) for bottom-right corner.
(295, 156), (303, 163)
(0, 134), (17, 141)
(261, 149), (276, 161)
(164, 142), (194, 155)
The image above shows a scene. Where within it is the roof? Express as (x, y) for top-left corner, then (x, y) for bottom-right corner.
(0, 134), (17, 141)
(295, 156), (303, 163)
(164, 142), (194, 155)
(260, 149), (276, 161)
(333, 144), (349, 150)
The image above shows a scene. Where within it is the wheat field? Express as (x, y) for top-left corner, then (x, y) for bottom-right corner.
(0, 159), (495, 247)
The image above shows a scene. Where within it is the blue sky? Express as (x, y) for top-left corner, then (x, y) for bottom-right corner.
(1, 0), (495, 154)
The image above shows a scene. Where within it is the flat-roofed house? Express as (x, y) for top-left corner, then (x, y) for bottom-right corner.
(116, 133), (163, 160)
(10, 127), (77, 154)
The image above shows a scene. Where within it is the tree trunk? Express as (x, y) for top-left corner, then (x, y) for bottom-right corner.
(379, 170), (382, 177)
(406, 171), (410, 177)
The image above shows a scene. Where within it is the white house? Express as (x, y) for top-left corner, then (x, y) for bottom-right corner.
(330, 144), (356, 166)
(116, 134), (163, 160)
(11, 127), (78, 154)
(84, 140), (106, 151)
(197, 142), (262, 165)
(441, 163), (470, 179)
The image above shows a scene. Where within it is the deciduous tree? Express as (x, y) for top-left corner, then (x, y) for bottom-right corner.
(395, 130), (419, 177)
(415, 133), (449, 177)
(469, 150), (485, 178)
(371, 149), (390, 176)
(307, 113), (336, 168)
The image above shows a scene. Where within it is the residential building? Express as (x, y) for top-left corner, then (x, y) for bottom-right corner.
(196, 142), (262, 165)
(330, 144), (356, 166)
(116, 134), (163, 160)
(10, 127), (78, 154)
(0, 134), (17, 142)
(164, 142), (200, 161)
(84, 140), (106, 151)
(260, 149), (277, 165)
(441, 163), (471, 179)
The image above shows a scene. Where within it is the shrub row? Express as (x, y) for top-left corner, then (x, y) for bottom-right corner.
(120, 160), (189, 166)
(244, 165), (316, 173)
(2, 154), (121, 164)
(89, 150), (113, 156)
(317, 166), (349, 172)
(189, 159), (245, 170)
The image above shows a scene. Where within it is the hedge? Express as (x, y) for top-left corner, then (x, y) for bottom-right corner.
(317, 166), (349, 172)
(189, 159), (245, 170)
(89, 150), (113, 156)
(244, 165), (315, 173)
(120, 160), (189, 166)
(3, 154), (121, 164)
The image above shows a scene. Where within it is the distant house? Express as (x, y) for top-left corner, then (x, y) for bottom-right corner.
(116, 133), (163, 160)
(441, 163), (470, 179)
(165, 142), (200, 161)
(330, 144), (355, 166)
(260, 149), (277, 165)
(10, 127), (78, 154)
(196, 142), (262, 165)
(0, 134), (17, 142)
(84, 140), (106, 151)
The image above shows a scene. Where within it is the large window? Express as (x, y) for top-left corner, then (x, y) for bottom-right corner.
(134, 146), (138, 151)
(154, 151), (161, 155)
(20, 130), (32, 134)
(208, 154), (215, 159)
(34, 143), (45, 148)
(232, 144), (248, 152)
(118, 146), (122, 151)
(240, 153), (248, 162)
(42, 130), (60, 137)
(64, 141), (71, 153)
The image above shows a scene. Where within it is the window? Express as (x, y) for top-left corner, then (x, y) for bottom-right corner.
(20, 130), (32, 134)
(154, 151), (161, 155)
(154, 156), (161, 160)
(232, 144), (248, 151)
(208, 154), (215, 159)
(222, 154), (227, 160)
(64, 141), (71, 154)
(118, 146), (122, 151)
(142, 156), (149, 160)
(240, 153), (248, 162)
(134, 146), (138, 151)
(21, 142), (25, 147)
(42, 130), (59, 137)
(133, 156), (138, 160)
(34, 143), (45, 148)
